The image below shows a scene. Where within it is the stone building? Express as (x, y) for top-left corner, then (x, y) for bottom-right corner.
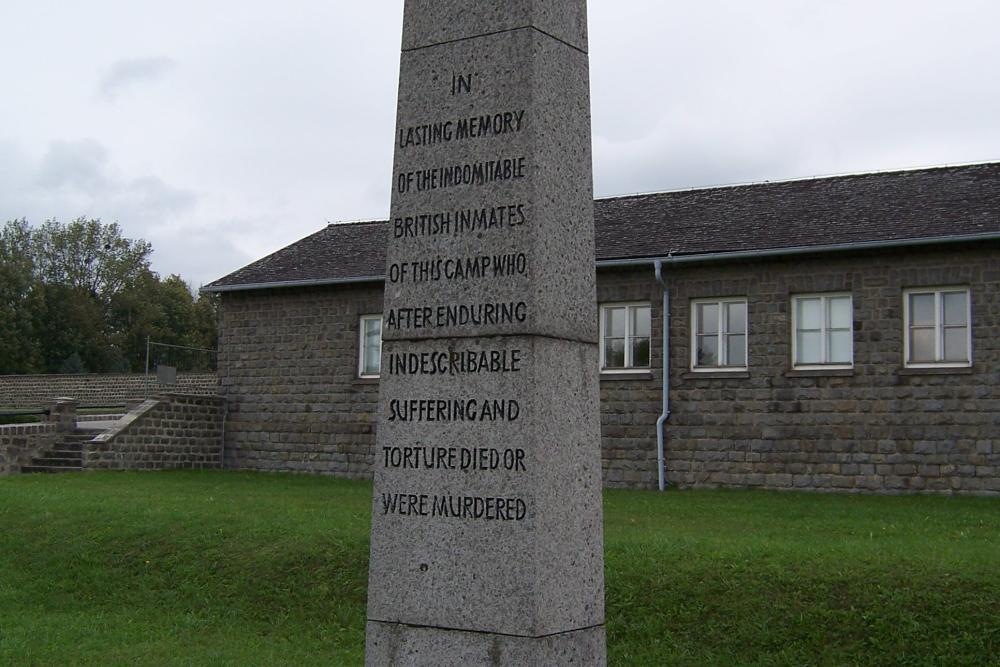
(203, 162), (1000, 493)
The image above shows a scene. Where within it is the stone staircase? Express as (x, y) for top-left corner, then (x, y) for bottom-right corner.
(21, 415), (123, 473)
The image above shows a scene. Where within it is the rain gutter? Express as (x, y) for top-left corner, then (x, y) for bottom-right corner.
(653, 260), (670, 491)
(596, 231), (1000, 269)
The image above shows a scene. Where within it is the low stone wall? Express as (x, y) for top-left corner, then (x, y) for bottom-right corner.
(86, 394), (225, 470)
(0, 399), (77, 475)
(0, 373), (218, 409)
(0, 423), (58, 475)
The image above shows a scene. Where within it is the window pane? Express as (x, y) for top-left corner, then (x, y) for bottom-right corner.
(943, 327), (968, 362)
(363, 346), (380, 375)
(632, 337), (650, 367)
(696, 335), (718, 367)
(726, 334), (746, 367)
(632, 306), (651, 337)
(828, 330), (852, 364)
(796, 297), (821, 331)
(943, 291), (968, 326)
(605, 307), (625, 337)
(910, 293), (935, 326)
(604, 338), (625, 368)
(364, 319), (381, 343)
(362, 318), (381, 375)
(726, 301), (747, 334)
(828, 296), (852, 329)
(697, 303), (718, 334)
(910, 328), (935, 362)
(796, 331), (822, 364)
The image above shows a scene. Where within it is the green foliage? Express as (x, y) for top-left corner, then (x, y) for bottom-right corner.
(1, 474), (998, 666)
(0, 218), (217, 374)
(0, 219), (41, 372)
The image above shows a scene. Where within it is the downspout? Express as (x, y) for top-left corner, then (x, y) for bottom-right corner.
(653, 259), (671, 491)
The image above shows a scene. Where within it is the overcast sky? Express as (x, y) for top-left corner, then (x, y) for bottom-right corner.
(2, 1), (998, 288)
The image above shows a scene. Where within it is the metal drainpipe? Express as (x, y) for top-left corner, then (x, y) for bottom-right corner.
(653, 259), (671, 491)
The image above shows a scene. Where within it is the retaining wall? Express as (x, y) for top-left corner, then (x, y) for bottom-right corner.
(86, 393), (225, 471)
(0, 423), (58, 475)
(0, 373), (218, 409)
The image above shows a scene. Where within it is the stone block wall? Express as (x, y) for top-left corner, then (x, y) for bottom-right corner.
(0, 373), (218, 409)
(218, 284), (382, 477)
(216, 242), (1000, 494)
(0, 423), (57, 475)
(0, 399), (77, 475)
(596, 268), (662, 488)
(86, 394), (225, 470)
(659, 243), (1000, 494)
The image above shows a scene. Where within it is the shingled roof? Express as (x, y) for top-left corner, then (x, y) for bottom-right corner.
(204, 162), (1000, 292)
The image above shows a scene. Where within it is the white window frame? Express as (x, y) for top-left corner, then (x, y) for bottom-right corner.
(791, 293), (854, 370)
(902, 287), (972, 368)
(690, 297), (748, 372)
(358, 314), (383, 378)
(599, 302), (652, 373)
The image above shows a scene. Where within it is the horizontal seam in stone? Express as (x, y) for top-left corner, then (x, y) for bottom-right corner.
(367, 619), (604, 640)
(401, 25), (586, 55)
(384, 333), (597, 346)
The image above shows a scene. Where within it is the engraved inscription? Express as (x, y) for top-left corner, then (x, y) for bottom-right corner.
(382, 445), (526, 471)
(388, 253), (527, 284)
(397, 157), (527, 194)
(398, 110), (526, 148)
(387, 349), (523, 376)
(385, 301), (528, 331)
(393, 204), (526, 239)
(451, 72), (473, 95)
(387, 398), (520, 422)
(381, 493), (528, 521)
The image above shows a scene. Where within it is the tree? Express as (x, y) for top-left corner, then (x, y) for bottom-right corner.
(1, 218), (216, 375)
(32, 217), (153, 310)
(0, 220), (42, 373)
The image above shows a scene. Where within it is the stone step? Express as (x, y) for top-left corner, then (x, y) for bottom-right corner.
(31, 456), (83, 467)
(47, 449), (85, 459)
(54, 442), (85, 452)
(21, 465), (83, 474)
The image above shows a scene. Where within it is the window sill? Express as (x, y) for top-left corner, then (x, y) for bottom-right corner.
(785, 368), (854, 378)
(355, 377), (380, 385)
(600, 370), (653, 381)
(898, 366), (973, 376)
(681, 370), (750, 380)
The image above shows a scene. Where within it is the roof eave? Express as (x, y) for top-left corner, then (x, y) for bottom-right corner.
(597, 231), (1000, 268)
(201, 231), (1000, 293)
(200, 274), (384, 294)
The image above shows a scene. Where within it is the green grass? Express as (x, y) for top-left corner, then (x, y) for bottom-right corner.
(1, 472), (998, 666)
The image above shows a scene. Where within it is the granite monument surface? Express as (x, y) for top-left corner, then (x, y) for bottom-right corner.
(366, 2), (606, 664)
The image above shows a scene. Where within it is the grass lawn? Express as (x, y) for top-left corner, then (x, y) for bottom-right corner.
(1, 472), (998, 666)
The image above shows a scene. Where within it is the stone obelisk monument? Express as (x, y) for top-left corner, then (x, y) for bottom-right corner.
(366, 2), (605, 663)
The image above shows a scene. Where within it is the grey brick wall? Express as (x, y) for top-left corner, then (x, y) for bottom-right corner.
(0, 373), (218, 409)
(216, 243), (1000, 494)
(660, 243), (1000, 494)
(218, 284), (381, 477)
(0, 424), (58, 475)
(86, 394), (225, 470)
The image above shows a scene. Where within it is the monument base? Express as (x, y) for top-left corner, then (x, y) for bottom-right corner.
(365, 621), (607, 667)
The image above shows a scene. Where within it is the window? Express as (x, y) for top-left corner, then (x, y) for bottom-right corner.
(691, 298), (747, 370)
(358, 314), (382, 378)
(600, 303), (651, 371)
(792, 294), (853, 368)
(904, 288), (971, 367)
